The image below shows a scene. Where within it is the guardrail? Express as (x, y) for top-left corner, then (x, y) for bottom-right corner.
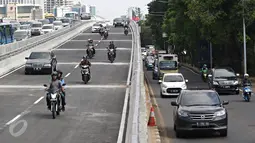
(0, 20), (95, 61)
(117, 20), (148, 143)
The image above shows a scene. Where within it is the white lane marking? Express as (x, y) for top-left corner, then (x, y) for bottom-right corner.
(71, 39), (132, 42)
(6, 115), (21, 125)
(182, 66), (199, 75)
(33, 96), (44, 104)
(54, 48), (131, 51)
(0, 65), (24, 79)
(0, 85), (126, 88)
(65, 73), (71, 77)
(74, 64), (79, 68)
(58, 62), (129, 65)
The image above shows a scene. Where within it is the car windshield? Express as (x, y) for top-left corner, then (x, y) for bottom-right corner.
(42, 26), (52, 29)
(180, 92), (221, 106)
(14, 31), (27, 37)
(29, 52), (50, 59)
(32, 24), (41, 27)
(159, 61), (177, 70)
(164, 75), (183, 82)
(20, 25), (28, 29)
(53, 22), (62, 25)
(214, 69), (236, 78)
(114, 18), (122, 22)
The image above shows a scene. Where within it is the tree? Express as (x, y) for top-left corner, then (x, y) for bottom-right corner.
(159, 0), (255, 74)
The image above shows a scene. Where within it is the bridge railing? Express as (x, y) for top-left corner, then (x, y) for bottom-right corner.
(0, 20), (96, 61)
(117, 20), (148, 143)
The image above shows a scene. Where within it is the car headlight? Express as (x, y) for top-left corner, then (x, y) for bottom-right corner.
(25, 63), (32, 67)
(178, 109), (188, 117)
(213, 81), (219, 85)
(44, 63), (51, 67)
(161, 84), (167, 88)
(181, 84), (187, 89)
(215, 109), (226, 116)
(233, 80), (238, 85)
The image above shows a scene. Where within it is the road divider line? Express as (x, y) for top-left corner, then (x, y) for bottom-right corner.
(58, 62), (129, 65)
(65, 73), (71, 77)
(0, 84), (127, 88)
(33, 96), (44, 104)
(71, 39), (132, 42)
(144, 73), (171, 143)
(5, 114), (21, 125)
(0, 65), (24, 79)
(74, 64), (79, 68)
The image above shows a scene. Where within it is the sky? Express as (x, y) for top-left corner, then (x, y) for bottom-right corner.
(75, 0), (151, 21)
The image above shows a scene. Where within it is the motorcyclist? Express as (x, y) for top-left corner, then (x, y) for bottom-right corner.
(86, 39), (95, 55)
(201, 64), (208, 71)
(79, 56), (91, 74)
(56, 70), (66, 110)
(99, 24), (105, 34)
(46, 72), (64, 110)
(124, 24), (129, 30)
(107, 41), (117, 58)
(242, 73), (252, 86)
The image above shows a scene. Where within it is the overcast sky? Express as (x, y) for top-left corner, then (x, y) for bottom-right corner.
(75, 0), (151, 21)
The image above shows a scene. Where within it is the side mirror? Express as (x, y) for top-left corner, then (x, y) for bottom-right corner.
(208, 74), (212, 78)
(185, 79), (188, 82)
(62, 83), (66, 86)
(236, 73), (240, 76)
(222, 101), (229, 105)
(25, 57), (28, 60)
(171, 101), (178, 106)
(158, 80), (162, 83)
(43, 84), (47, 87)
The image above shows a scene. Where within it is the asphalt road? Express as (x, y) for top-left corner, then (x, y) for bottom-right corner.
(0, 26), (132, 143)
(145, 66), (255, 143)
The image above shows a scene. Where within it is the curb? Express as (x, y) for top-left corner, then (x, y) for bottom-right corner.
(144, 75), (161, 143)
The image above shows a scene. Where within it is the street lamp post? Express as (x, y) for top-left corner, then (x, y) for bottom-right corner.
(242, 0), (247, 74)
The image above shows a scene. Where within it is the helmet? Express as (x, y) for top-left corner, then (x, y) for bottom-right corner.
(203, 64), (207, 67)
(51, 71), (58, 77)
(110, 41), (113, 44)
(57, 70), (63, 75)
(244, 73), (249, 77)
(82, 55), (87, 60)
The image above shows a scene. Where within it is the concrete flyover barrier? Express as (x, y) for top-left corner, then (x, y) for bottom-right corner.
(0, 19), (98, 77)
(116, 20), (148, 143)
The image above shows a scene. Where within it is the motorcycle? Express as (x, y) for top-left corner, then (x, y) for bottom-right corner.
(201, 70), (208, 82)
(87, 45), (94, 59)
(103, 30), (108, 39)
(243, 84), (252, 102)
(43, 83), (66, 119)
(108, 49), (115, 63)
(124, 28), (128, 35)
(81, 65), (90, 84)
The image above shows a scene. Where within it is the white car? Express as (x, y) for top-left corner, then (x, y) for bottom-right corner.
(19, 24), (31, 35)
(31, 22), (43, 36)
(91, 23), (101, 33)
(53, 21), (63, 30)
(42, 24), (54, 34)
(159, 73), (188, 97)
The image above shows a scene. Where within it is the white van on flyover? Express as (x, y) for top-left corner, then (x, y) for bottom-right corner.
(31, 22), (43, 36)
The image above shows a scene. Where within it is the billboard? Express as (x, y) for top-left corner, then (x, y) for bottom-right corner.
(128, 7), (141, 22)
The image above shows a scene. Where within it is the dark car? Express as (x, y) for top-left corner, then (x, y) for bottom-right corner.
(25, 51), (57, 74)
(113, 18), (124, 27)
(80, 13), (91, 20)
(207, 67), (240, 94)
(171, 89), (229, 138)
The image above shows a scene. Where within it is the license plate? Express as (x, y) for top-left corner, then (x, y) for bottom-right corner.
(50, 98), (57, 101)
(197, 122), (209, 127)
(171, 90), (178, 92)
(224, 86), (230, 88)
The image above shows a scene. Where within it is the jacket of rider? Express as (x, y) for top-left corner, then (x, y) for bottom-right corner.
(80, 60), (91, 67)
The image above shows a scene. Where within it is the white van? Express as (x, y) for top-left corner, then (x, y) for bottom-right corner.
(31, 22), (43, 36)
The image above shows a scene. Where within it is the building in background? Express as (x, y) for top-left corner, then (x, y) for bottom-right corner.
(89, 5), (95, 16)
(127, 7), (141, 22)
(0, 0), (44, 21)
(44, 0), (73, 13)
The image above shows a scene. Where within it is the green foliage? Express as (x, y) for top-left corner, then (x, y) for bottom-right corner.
(145, 0), (255, 75)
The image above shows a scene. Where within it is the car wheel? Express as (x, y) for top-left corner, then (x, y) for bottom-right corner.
(160, 92), (165, 98)
(25, 70), (29, 75)
(175, 130), (184, 138)
(220, 129), (227, 137)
